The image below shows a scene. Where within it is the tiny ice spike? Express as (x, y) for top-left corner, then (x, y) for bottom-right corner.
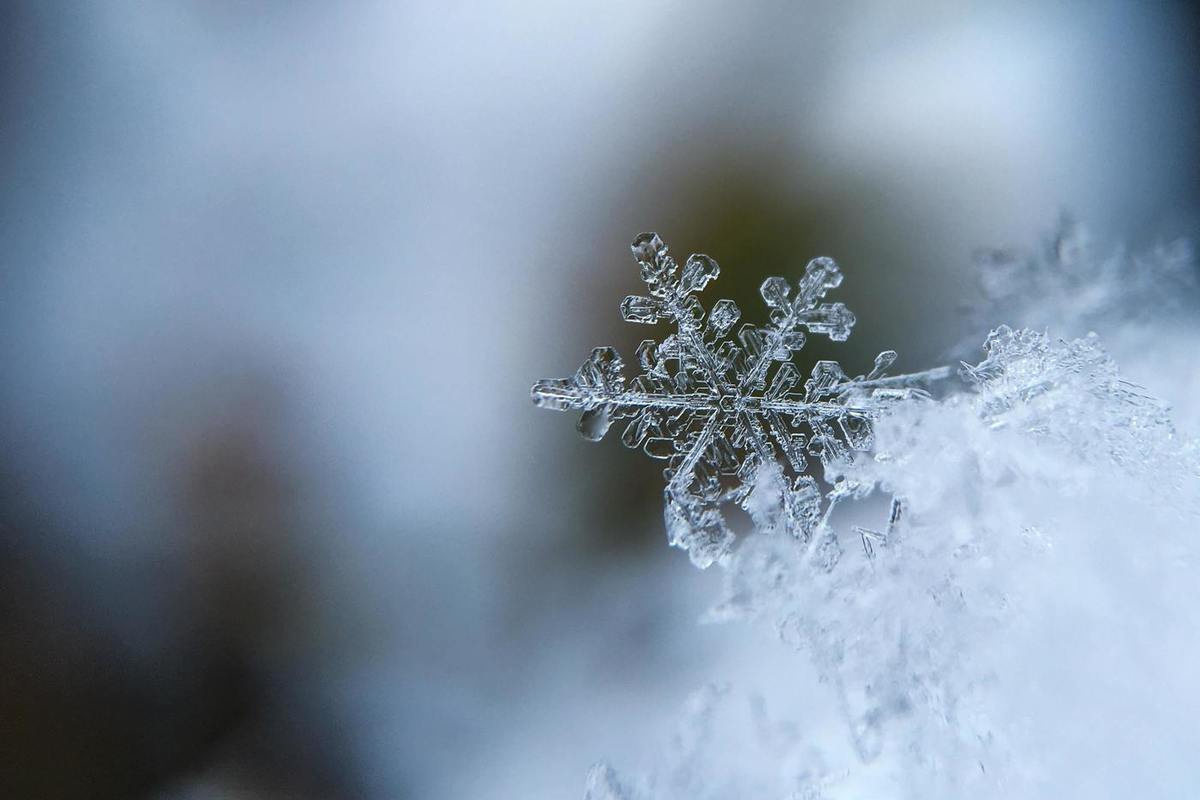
(532, 233), (951, 567)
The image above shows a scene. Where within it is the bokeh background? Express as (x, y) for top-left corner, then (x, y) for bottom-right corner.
(1, 3), (1197, 798)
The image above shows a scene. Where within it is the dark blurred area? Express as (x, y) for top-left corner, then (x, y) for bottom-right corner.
(1, 3), (1198, 798)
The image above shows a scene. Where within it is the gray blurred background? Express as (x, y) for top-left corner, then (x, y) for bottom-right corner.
(1, 2), (1197, 798)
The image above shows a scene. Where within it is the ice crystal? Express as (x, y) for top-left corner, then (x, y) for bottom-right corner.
(531, 233), (950, 567)
(965, 215), (1196, 344)
(960, 325), (1199, 508)
(706, 326), (1200, 795)
(963, 217), (1200, 435)
(535, 229), (1200, 798)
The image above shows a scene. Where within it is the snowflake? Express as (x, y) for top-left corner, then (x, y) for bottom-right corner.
(531, 233), (950, 567)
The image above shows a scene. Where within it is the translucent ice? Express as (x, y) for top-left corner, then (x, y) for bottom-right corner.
(531, 233), (950, 567)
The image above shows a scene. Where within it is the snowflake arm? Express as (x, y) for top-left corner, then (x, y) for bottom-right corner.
(531, 233), (950, 567)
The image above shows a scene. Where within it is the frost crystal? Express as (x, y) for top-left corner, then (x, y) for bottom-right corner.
(960, 325), (1199, 508)
(533, 228), (1200, 798)
(531, 233), (950, 567)
(966, 215), (1197, 344)
(701, 325), (1200, 796)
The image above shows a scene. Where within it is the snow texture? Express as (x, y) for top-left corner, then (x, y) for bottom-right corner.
(532, 230), (1200, 798)
(964, 215), (1196, 348)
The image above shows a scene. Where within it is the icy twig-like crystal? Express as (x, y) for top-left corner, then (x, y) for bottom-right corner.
(965, 215), (1197, 346)
(531, 233), (950, 566)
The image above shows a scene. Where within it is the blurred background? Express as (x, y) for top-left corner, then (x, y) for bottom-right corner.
(1, 2), (1197, 797)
